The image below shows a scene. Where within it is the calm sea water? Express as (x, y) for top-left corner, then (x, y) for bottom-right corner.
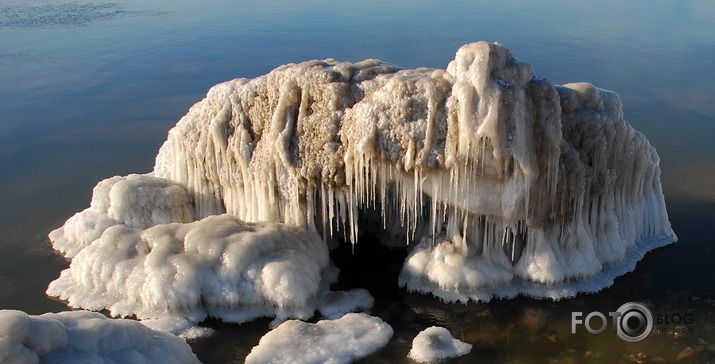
(1, 0), (714, 362)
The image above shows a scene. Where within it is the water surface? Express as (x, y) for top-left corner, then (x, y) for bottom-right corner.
(1, 0), (714, 362)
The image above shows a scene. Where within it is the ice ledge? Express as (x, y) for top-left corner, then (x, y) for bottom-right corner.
(508, 231), (677, 300)
(400, 231), (676, 303)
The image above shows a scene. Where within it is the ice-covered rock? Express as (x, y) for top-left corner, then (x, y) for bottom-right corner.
(244, 312), (393, 364)
(408, 326), (472, 363)
(0, 310), (200, 364)
(49, 41), (676, 315)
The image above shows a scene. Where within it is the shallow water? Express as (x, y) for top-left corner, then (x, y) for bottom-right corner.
(1, 0), (714, 362)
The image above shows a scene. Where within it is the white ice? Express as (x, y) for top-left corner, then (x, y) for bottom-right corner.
(0, 309), (199, 364)
(47, 175), (332, 323)
(244, 312), (393, 364)
(49, 174), (194, 258)
(408, 326), (472, 363)
(49, 41), (677, 321)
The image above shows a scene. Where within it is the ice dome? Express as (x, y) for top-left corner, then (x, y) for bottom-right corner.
(47, 41), (676, 322)
(408, 326), (472, 362)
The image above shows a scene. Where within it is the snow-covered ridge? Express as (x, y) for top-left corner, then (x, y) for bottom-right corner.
(48, 41), (676, 322)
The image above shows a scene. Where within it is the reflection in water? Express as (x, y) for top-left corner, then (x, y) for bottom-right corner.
(656, 88), (715, 117)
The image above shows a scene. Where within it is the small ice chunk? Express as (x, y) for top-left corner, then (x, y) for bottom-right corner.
(0, 310), (200, 364)
(408, 326), (472, 363)
(245, 313), (393, 364)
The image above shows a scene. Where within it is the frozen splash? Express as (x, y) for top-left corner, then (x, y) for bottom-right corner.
(48, 41), (676, 322)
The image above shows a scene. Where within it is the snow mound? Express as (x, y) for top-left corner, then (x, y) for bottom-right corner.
(408, 326), (472, 363)
(0, 310), (199, 364)
(245, 313), (393, 364)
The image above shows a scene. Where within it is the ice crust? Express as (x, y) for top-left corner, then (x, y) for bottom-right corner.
(0, 310), (200, 364)
(48, 41), (676, 321)
(408, 326), (472, 363)
(244, 313), (393, 364)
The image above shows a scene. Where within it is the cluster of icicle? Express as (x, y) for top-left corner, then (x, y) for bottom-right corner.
(49, 41), (676, 323)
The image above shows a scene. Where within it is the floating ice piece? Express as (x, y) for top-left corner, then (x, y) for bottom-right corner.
(408, 326), (472, 363)
(0, 309), (199, 364)
(50, 41), (676, 311)
(244, 313), (393, 364)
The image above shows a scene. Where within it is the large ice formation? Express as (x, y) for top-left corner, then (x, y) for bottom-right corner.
(244, 313), (393, 364)
(0, 310), (200, 364)
(48, 41), (676, 321)
(408, 326), (472, 363)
